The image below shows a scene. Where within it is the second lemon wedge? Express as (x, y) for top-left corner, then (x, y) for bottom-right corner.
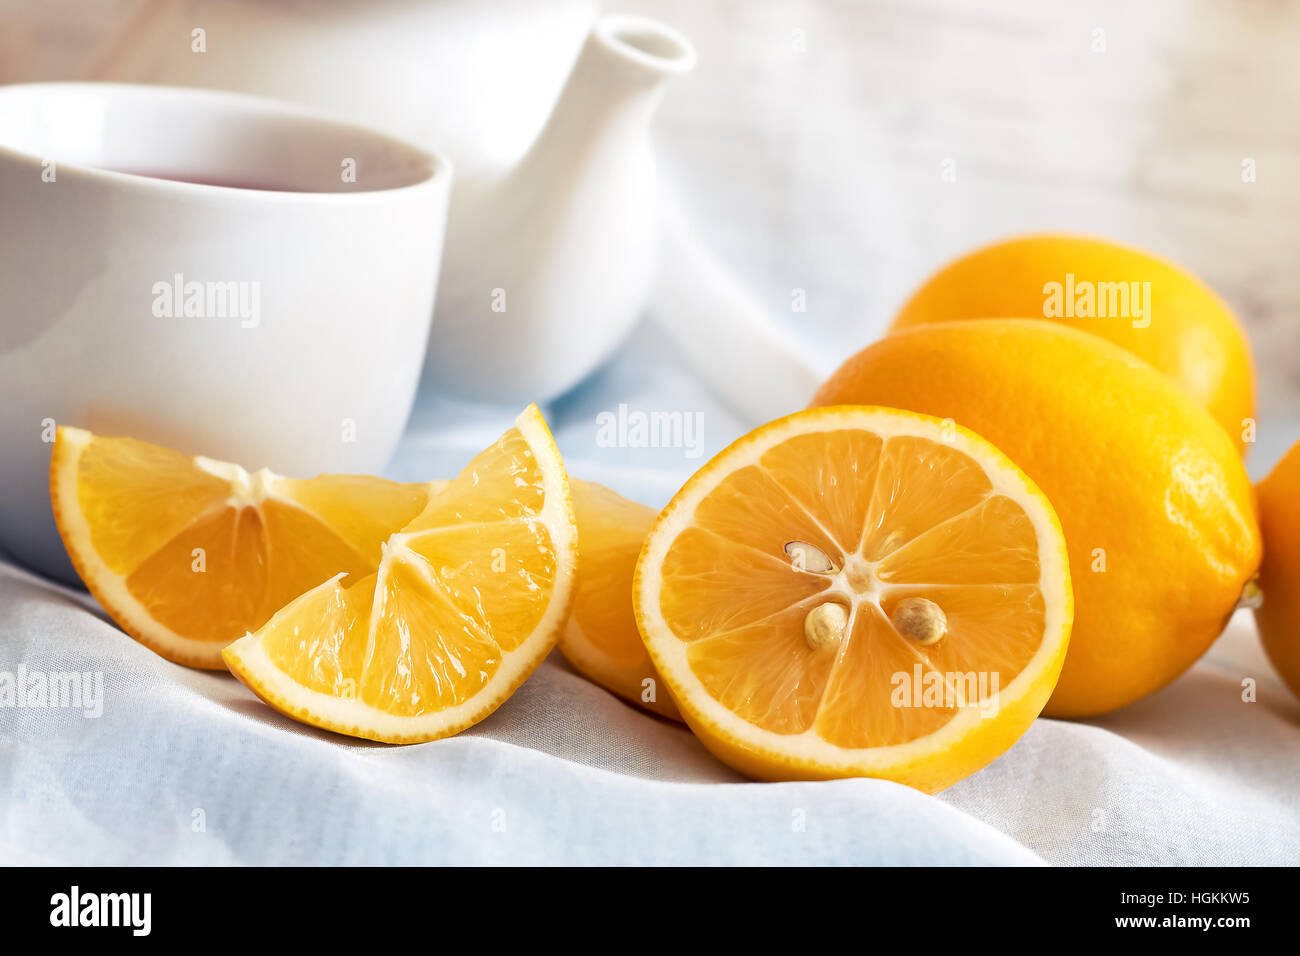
(223, 406), (577, 743)
(558, 481), (681, 721)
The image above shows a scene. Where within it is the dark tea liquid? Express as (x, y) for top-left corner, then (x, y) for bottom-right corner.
(104, 168), (313, 192)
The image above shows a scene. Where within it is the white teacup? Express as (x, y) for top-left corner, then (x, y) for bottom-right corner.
(0, 83), (452, 582)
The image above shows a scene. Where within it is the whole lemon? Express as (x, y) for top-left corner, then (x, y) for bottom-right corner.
(812, 319), (1261, 717)
(890, 234), (1256, 454)
(1254, 440), (1300, 700)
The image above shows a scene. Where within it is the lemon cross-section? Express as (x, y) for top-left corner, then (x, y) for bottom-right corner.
(633, 406), (1072, 793)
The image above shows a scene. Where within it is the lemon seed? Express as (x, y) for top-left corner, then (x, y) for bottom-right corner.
(804, 602), (848, 650)
(785, 540), (836, 573)
(891, 597), (947, 646)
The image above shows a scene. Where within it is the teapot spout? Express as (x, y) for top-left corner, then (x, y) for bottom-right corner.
(427, 15), (695, 403)
(521, 14), (696, 173)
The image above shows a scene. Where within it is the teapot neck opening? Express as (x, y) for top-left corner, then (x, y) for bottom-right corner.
(592, 14), (697, 78)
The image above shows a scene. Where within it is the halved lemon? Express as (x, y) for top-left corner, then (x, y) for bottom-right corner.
(558, 480), (682, 721)
(223, 405), (577, 743)
(633, 406), (1072, 792)
(51, 427), (433, 668)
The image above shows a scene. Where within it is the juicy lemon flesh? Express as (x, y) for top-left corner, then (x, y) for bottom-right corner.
(658, 429), (1046, 749)
(558, 481), (682, 720)
(253, 423), (560, 718)
(277, 474), (434, 562)
(65, 428), (429, 650)
(568, 482), (658, 671)
(75, 434), (230, 575)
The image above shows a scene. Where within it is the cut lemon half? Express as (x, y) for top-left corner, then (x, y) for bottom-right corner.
(633, 406), (1072, 792)
(51, 427), (433, 669)
(558, 481), (681, 721)
(223, 405), (577, 743)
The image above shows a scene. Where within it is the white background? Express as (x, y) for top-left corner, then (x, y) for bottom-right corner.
(4, 0), (1299, 468)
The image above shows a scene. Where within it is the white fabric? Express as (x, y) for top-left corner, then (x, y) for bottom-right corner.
(2, 322), (1299, 866)
(3, 550), (1297, 866)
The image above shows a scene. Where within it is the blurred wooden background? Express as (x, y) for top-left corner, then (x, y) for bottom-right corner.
(3, 0), (1298, 468)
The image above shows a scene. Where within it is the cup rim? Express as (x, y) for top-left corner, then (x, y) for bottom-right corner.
(0, 81), (453, 201)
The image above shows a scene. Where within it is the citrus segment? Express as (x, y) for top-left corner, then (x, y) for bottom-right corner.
(660, 529), (828, 640)
(123, 505), (269, 646)
(405, 521), (557, 653)
(875, 494), (1042, 586)
(859, 437), (995, 561)
(812, 605), (959, 749)
(74, 434), (231, 575)
(260, 571), (375, 697)
(684, 601), (839, 735)
(276, 474), (429, 562)
(364, 557), (503, 714)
